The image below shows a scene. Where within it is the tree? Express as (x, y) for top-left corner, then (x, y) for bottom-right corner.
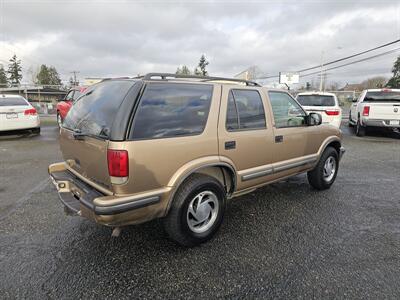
(196, 54), (209, 76)
(361, 76), (387, 89)
(36, 64), (62, 86)
(7, 54), (22, 85)
(176, 65), (191, 75)
(0, 65), (8, 87)
(387, 55), (400, 88)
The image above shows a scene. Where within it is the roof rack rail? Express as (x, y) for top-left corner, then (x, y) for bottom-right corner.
(142, 73), (260, 87)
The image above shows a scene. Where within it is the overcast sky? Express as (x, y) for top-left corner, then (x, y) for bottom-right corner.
(0, 0), (399, 87)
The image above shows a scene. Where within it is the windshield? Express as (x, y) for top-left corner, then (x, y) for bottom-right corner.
(63, 80), (135, 138)
(297, 95), (335, 106)
(0, 96), (28, 106)
(364, 91), (400, 102)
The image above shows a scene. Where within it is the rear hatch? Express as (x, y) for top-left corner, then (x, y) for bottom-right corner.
(363, 91), (400, 122)
(60, 79), (136, 190)
(297, 94), (340, 124)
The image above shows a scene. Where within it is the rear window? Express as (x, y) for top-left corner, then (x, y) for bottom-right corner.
(364, 91), (400, 102)
(63, 80), (135, 138)
(297, 95), (335, 106)
(131, 83), (213, 139)
(0, 96), (28, 106)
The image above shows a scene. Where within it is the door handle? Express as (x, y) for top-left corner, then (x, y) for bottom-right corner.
(275, 135), (283, 143)
(225, 141), (236, 150)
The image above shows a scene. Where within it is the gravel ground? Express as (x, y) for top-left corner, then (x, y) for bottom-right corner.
(0, 122), (399, 299)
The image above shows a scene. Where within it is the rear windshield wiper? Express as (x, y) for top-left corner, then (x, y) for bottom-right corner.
(72, 128), (108, 140)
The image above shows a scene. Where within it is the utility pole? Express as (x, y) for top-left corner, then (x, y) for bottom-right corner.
(319, 51), (324, 91)
(70, 70), (80, 86)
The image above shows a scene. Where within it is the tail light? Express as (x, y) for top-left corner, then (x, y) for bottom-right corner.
(107, 149), (129, 178)
(325, 110), (340, 116)
(362, 106), (370, 116)
(24, 108), (37, 115)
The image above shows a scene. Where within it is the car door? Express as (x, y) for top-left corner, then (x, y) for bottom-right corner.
(218, 86), (275, 190)
(266, 90), (320, 178)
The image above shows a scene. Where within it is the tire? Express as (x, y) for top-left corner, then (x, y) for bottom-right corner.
(163, 174), (226, 247)
(307, 146), (339, 190)
(32, 127), (40, 135)
(57, 113), (63, 128)
(348, 112), (354, 127)
(356, 119), (366, 137)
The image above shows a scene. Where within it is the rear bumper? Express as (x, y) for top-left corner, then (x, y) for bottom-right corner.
(0, 117), (40, 132)
(362, 118), (400, 128)
(48, 162), (170, 226)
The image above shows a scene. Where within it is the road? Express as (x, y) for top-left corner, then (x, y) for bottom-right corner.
(1, 122), (400, 299)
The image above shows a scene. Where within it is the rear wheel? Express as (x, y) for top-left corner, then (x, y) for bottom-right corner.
(163, 174), (226, 247)
(356, 119), (366, 137)
(307, 146), (339, 190)
(32, 127), (40, 135)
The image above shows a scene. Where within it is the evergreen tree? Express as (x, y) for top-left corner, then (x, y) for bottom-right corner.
(0, 64), (8, 87)
(386, 55), (400, 88)
(36, 64), (62, 86)
(7, 54), (22, 85)
(197, 54), (209, 76)
(176, 65), (191, 75)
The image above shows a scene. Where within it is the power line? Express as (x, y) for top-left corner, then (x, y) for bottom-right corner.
(257, 39), (400, 80)
(300, 47), (400, 78)
(297, 39), (400, 72)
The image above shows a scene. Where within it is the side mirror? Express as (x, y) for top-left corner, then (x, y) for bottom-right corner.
(308, 112), (322, 126)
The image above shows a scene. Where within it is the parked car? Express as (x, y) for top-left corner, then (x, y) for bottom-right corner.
(56, 86), (87, 127)
(349, 88), (400, 136)
(49, 73), (345, 247)
(0, 94), (40, 134)
(296, 92), (342, 128)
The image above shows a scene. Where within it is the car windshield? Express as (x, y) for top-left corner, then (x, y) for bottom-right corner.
(0, 96), (28, 106)
(297, 95), (335, 106)
(63, 80), (135, 138)
(364, 91), (400, 101)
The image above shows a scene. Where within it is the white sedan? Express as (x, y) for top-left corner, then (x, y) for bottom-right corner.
(296, 92), (342, 128)
(0, 94), (40, 133)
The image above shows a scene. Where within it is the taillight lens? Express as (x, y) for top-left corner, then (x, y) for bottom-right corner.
(325, 110), (340, 116)
(107, 150), (129, 177)
(362, 106), (370, 116)
(24, 108), (37, 115)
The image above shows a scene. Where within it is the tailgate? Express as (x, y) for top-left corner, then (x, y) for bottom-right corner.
(368, 103), (400, 120)
(59, 128), (111, 189)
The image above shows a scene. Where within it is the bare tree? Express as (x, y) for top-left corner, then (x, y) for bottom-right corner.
(361, 76), (388, 89)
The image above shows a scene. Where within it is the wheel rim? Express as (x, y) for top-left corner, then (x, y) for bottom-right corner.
(323, 156), (336, 182)
(187, 191), (219, 234)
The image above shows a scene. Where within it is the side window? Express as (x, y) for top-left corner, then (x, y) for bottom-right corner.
(225, 89), (266, 131)
(268, 92), (306, 128)
(64, 91), (74, 101)
(131, 83), (213, 139)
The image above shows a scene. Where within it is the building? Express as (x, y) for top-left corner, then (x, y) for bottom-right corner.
(0, 85), (67, 103)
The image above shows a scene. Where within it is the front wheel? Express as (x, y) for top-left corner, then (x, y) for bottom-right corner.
(163, 174), (226, 247)
(57, 113), (63, 128)
(307, 147), (339, 190)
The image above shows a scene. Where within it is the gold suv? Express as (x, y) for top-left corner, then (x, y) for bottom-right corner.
(49, 73), (345, 246)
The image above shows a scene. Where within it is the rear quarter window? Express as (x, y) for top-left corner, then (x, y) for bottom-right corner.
(63, 80), (135, 138)
(130, 83), (213, 139)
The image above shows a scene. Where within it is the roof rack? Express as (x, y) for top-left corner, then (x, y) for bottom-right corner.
(142, 73), (260, 87)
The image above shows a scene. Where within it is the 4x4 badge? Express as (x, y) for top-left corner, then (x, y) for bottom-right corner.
(394, 108), (399, 113)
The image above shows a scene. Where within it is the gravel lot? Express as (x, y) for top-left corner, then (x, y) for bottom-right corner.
(1, 120), (399, 299)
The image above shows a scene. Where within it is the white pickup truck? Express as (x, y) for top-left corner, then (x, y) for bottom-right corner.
(349, 89), (400, 136)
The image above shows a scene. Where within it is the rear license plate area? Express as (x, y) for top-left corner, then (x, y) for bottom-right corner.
(6, 113), (18, 119)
